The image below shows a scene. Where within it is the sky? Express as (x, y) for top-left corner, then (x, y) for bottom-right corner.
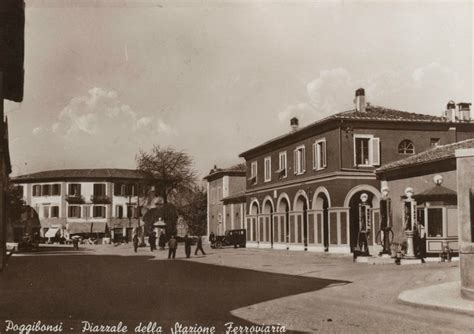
(5, 0), (473, 179)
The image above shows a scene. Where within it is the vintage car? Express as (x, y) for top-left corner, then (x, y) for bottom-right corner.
(211, 229), (246, 249)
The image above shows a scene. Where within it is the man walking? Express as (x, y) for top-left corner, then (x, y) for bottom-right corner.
(184, 234), (192, 258)
(194, 235), (206, 256)
(133, 234), (139, 253)
(149, 232), (156, 252)
(168, 235), (178, 259)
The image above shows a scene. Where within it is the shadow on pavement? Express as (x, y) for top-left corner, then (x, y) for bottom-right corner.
(0, 254), (349, 333)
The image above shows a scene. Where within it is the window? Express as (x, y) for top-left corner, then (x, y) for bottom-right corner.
(51, 206), (59, 218)
(398, 140), (415, 154)
(51, 184), (61, 196)
(116, 205), (123, 218)
(249, 161), (257, 184)
(32, 185), (41, 197)
(127, 206), (136, 218)
(354, 135), (380, 166)
(93, 184), (106, 196)
(93, 206), (106, 218)
(42, 184), (51, 196)
(43, 206), (50, 218)
(114, 183), (123, 196)
(294, 145), (306, 175)
(68, 206), (81, 218)
(427, 208), (443, 237)
(83, 205), (91, 219)
(68, 184), (81, 196)
(277, 151), (287, 178)
(430, 138), (440, 148)
(125, 184), (135, 197)
(264, 157), (271, 182)
(313, 138), (327, 170)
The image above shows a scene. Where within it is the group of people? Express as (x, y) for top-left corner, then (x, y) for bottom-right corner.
(132, 231), (206, 259)
(168, 234), (206, 259)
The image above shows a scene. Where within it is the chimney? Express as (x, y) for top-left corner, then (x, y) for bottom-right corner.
(290, 117), (299, 132)
(458, 102), (472, 122)
(354, 88), (366, 112)
(446, 100), (456, 122)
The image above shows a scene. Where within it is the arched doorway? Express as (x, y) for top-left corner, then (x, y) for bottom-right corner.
(262, 197), (274, 247)
(314, 193), (330, 251)
(294, 193), (309, 248)
(247, 199), (260, 242)
(276, 194), (290, 247)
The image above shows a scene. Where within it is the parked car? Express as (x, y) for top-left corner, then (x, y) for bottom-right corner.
(18, 235), (39, 252)
(212, 229), (246, 249)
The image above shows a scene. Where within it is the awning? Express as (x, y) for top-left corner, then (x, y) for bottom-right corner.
(45, 228), (60, 238)
(68, 222), (107, 234)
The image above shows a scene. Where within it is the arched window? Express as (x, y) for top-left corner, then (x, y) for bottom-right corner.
(398, 140), (415, 154)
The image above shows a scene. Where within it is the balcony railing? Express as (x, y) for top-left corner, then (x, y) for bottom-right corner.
(65, 194), (85, 204)
(90, 195), (111, 204)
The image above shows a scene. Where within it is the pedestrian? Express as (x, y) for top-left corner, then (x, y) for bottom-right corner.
(133, 234), (139, 253)
(168, 235), (177, 259)
(149, 232), (156, 252)
(194, 235), (206, 256)
(158, 231), (166, 250)
(209, 232), (216, 248)
(417, 221), (426, 263)
(184, 234), (192, 258)
(72, 237), (79, 251)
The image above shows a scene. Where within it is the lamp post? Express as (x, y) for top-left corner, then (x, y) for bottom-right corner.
(379, 187), (392, 256)
(404, 187), (417, 258)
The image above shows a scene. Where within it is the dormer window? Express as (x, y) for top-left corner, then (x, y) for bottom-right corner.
(398, 139), (415, 154)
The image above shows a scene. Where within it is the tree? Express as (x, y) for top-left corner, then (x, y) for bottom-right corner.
(6, 183), (26, 224)
(177, 185), (207, 236)
(136, 145), (197, 204)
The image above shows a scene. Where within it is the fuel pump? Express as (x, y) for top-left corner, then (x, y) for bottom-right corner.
(357, 193), (371, 255)
(378, 187), (394, 255)
(403, 187), (417, 258)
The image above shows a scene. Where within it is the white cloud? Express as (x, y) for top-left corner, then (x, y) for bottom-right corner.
(52, 87), (176, 138)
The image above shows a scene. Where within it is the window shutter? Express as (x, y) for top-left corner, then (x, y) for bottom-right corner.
(370, 137), (380, 166)
(313, 143), (317, 169)
(294, 149), (297, 174)
(302, 147), (306, 172)
(322, 140), (327, 168)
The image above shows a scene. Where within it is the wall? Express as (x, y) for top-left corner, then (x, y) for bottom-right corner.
(208, 178), (223, 234)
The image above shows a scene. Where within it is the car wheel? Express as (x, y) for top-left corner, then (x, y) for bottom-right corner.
(216, 241), (222, 249)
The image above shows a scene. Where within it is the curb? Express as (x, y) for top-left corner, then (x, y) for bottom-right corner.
(398, 281), (474, 316)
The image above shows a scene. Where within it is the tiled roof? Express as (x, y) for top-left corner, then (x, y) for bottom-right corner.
(240, 105), (451, 158)
(203, 163), (246, 181)
(12, 168), (152, 182)
(377, 139), (474, 172)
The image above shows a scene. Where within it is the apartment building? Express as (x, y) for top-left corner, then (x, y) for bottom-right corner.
(239, 89), (474, 254)
(12, 168), (151, 242)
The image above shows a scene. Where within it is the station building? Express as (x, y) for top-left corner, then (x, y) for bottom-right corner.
(238, 89), (474, 254)
(11, 168), (151, 242)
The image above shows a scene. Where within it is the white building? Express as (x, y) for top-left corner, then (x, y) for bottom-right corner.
(12, 168), (151, 242)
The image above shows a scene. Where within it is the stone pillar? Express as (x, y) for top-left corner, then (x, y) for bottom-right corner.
(456, 148), (474, 301)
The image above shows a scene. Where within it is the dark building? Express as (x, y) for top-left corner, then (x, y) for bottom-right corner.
(238, 89), (474, 254)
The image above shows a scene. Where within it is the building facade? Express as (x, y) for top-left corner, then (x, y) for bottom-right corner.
(12, 169), (151, 242)
(204, 164), (246, 236)
(239, 89), (474, 254)
(377, 139), (474, 255)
